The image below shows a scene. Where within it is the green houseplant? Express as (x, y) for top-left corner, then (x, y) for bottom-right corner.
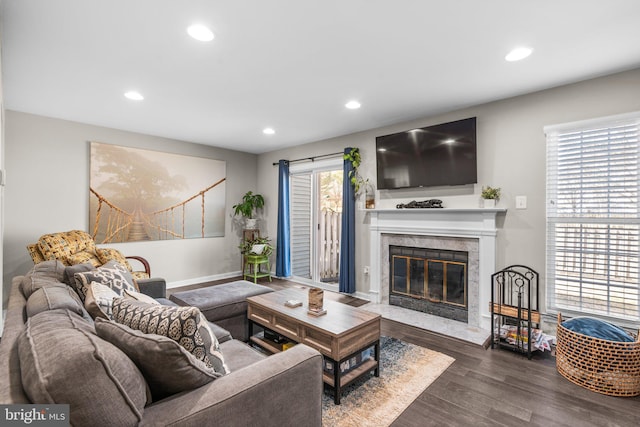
(481, 186), (501, 208)
(344, 147), (374, 207)
(233, 191), (265, 228)
(239, 236), (273, 256)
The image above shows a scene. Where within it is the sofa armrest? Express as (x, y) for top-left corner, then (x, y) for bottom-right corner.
(137, 278), (166, 299)
(140, 344), (323, 427)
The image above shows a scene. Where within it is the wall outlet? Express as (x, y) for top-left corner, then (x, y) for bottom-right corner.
(516, 195), (527, 209)
(363, 266), (370, 274)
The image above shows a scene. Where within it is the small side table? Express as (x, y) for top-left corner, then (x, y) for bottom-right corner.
(244, 254), (272, 283)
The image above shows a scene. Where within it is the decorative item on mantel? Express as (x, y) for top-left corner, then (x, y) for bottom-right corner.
(396, 199), (443, 209)
(481, 186), (501, 208)
(308, 288), (327, 316)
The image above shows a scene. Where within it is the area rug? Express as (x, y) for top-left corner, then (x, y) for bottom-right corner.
(322, 336), (455, 427)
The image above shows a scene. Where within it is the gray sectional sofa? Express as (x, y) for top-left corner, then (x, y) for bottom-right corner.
(0, 261), (323, 426)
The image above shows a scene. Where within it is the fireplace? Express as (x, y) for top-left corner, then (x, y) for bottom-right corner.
(368, 208), (504, 331)
(389, 245), (468, 322)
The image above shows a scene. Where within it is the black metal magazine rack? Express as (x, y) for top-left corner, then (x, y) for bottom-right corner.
(490, 265), (540, 359)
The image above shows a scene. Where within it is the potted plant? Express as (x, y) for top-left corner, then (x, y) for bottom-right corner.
(239, 236), (273, 256)
(481, 186), (501, 208)
(232, 191), (265, 229)
(344, 147), (375, 207)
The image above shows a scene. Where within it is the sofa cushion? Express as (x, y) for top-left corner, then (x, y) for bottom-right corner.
(95, 318), (223, 401)
(18, 309), (149, 426)
(219, 339), (267, 372)
(169, 280), (273, 322)
(20, 260), (66, 299)
(74, 260), (138, 302)
(112, 298), (229, 375)
(26, 285), (85, 318)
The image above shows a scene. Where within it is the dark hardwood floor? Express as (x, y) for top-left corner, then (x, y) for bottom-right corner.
(170, 277), (640, 427)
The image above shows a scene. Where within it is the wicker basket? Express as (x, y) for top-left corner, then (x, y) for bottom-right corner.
(556, 313), (640, 397)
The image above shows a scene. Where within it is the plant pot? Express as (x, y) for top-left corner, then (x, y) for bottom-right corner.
(245, 218), (258, 229)
(483, 199), (496, 208)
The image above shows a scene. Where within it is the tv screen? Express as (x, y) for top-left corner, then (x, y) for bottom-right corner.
(376, 117), (477, 190)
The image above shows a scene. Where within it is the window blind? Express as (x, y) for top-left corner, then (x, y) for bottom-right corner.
(546, 112), (640, 322)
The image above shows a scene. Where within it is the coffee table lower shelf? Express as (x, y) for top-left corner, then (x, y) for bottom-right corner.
(248, 324), (379, 404)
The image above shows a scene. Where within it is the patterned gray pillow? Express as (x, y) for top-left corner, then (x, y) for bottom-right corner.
(111, 298), (228, 375)
(74, 260), (137, 302)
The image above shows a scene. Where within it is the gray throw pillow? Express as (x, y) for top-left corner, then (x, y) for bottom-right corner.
(74, 260), (137, 302)
(95, 318), (222, 400)
(111, 298), (229, 376)
(63, 262), (95, 287)
(18, 309), (149, 426)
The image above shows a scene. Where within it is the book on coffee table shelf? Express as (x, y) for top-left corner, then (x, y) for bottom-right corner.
(264, 329), (288, 344)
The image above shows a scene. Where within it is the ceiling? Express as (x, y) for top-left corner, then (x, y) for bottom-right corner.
(2, 1), (640, 154)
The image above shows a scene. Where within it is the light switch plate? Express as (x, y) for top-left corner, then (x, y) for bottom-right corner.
(516, 196), (527, 209)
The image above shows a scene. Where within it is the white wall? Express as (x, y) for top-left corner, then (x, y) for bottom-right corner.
(3, 111), (258, 307)
(256, 68), (640, 311)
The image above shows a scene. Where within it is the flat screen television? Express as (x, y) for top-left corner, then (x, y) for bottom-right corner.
(376, 117), (477, 190)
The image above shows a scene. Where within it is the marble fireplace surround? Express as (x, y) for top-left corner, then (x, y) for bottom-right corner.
(368, 208), (506, 332)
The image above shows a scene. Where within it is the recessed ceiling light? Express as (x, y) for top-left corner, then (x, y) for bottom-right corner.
(505, 47), (533, 62)
(187, 24), (214, 42)
(345, 100), (361, 110)
(263, 128), (275, 135)
(124, 91), (144, 101)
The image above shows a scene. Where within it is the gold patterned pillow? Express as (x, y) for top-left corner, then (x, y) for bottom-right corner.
(65, 250), (102, 267)
(96, 248), (134, 272)
(37, 230), (96, 264)
(111, 298), (228, 376)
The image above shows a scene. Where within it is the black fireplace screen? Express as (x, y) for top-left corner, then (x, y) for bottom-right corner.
(391, 246), (467, 308)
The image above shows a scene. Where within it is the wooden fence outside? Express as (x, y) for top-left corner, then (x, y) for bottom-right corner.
(319, 209), (341, 281)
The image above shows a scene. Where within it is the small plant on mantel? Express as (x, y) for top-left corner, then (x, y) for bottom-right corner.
(343, 147), (369, 195)
(481, 186), (501, 200)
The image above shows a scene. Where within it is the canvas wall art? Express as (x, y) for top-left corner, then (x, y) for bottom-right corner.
(89, 142), (226, 243)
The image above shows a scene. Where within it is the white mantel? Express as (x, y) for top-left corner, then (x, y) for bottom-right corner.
(367, 208), (506, 331)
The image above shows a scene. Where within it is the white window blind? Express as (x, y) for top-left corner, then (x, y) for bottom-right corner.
(546, 112), (640, 322)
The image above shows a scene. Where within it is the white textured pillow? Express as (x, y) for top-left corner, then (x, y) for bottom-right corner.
(84, 282), (120, 320)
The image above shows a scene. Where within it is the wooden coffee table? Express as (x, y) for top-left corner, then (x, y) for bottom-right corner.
(247, 288), (381, 404)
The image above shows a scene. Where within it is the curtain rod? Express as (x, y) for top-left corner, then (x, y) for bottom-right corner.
(272, 151), (344, 166)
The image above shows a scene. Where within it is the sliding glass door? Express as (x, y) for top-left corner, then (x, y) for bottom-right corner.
(290, 160), (343, 285)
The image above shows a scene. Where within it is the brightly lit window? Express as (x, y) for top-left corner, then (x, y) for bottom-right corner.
(546, 112), (640, 323)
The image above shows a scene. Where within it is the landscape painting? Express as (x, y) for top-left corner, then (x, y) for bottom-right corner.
(89, 142), (226, 243)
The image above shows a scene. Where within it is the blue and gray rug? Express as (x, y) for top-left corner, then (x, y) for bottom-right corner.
(322, 336), (454, 427)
